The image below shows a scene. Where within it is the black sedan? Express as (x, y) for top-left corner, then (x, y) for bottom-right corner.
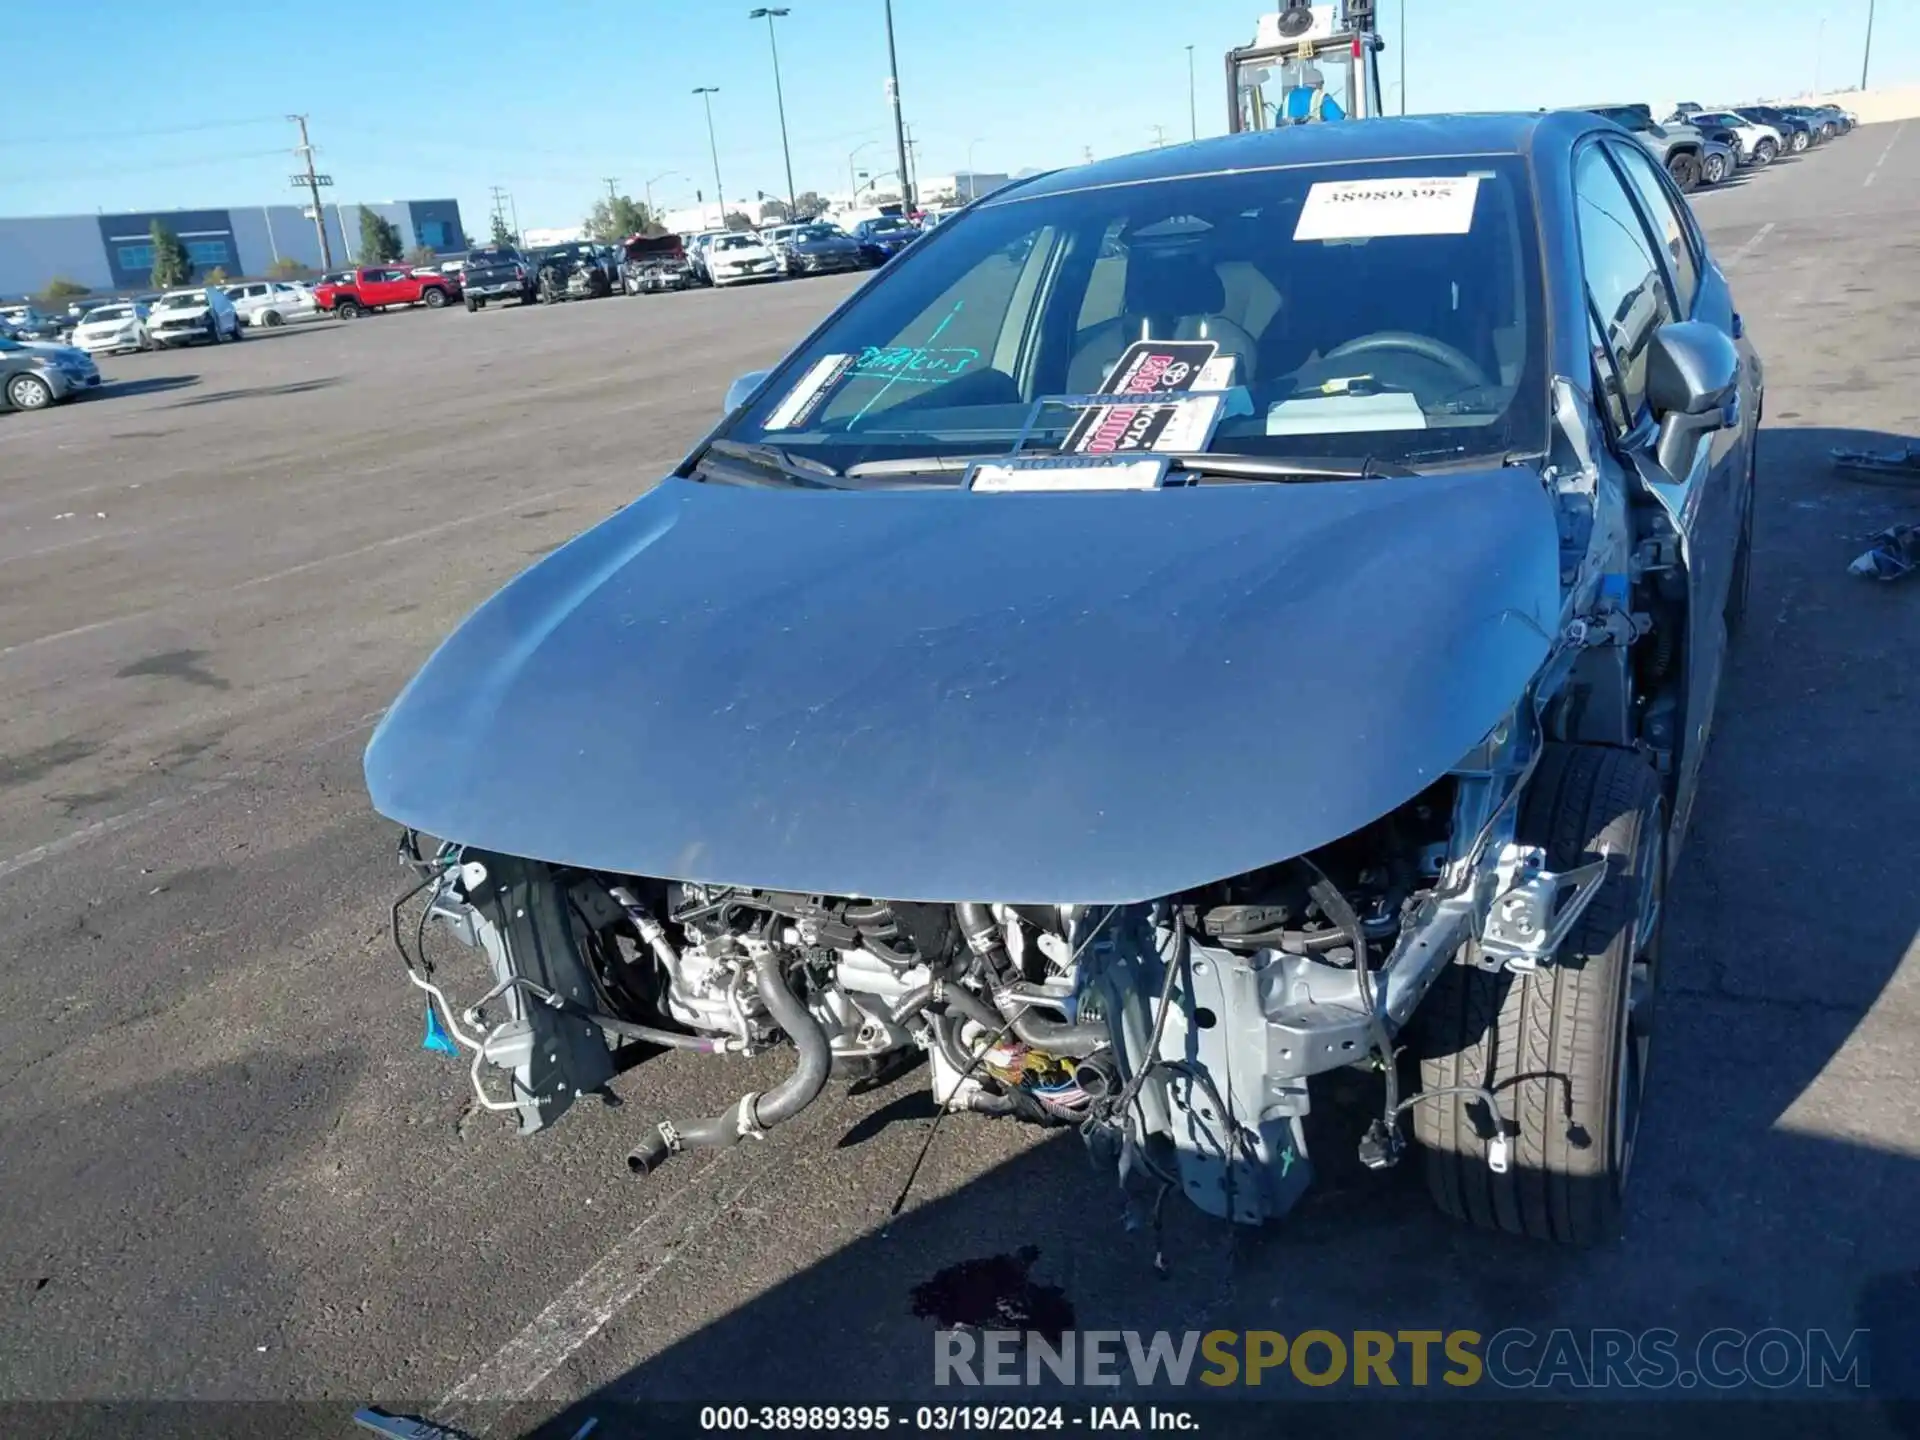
(774, 222), (868, 276)
(364, 112), (1760, 1245)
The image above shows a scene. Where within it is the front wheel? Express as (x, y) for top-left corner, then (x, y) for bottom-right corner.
(1792, 131), (1809, 152)
(1752, 138), (1777, 166)
(1702, 151), (1727, 185)
(1412, 745), (1668, 1246)
(335, 300), (364, 320)
(422, 287), (447, 309)
(6, 372), (55, 410)
(262, 310), (285, 328)
(1666, 151), (1701, 192)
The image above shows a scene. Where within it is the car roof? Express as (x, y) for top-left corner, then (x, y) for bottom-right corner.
(985, 113), (1581, 206)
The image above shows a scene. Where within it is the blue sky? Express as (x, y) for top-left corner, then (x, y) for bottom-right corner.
(1, 0), (1905, 231)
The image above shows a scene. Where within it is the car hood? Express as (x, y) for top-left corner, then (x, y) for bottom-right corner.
(153, 305), (210, 320)
(366, 468), (1563, 902)
(74, 318), (133, 334)
(713, 246), (774, 262)
(794, 237), (856, 252)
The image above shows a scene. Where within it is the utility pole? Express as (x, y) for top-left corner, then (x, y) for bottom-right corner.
(693, 86), (726, 225)
(1150, 123), (1168, 148)
(750, 8), (798, 219)
(489, 184), (509, 240)
(645, 170), (680, 218)
(1861, 0), (1875, 89)
(603, 177), (620, 203)
(903, 123), (921, 201)
(507, 192), (521, 244)
(288, 113), (333, 269)
(1186, 45), (1197, 140)
(883, 0), (914, 210)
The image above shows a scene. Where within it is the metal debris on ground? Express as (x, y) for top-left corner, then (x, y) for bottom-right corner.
(350, 1408), (477, 1440)
(1848, 524), (1920, 582)
(1831, 442), (1920, 488)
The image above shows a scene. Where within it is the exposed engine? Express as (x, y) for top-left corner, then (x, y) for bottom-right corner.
(391, 765), (1541, 1226)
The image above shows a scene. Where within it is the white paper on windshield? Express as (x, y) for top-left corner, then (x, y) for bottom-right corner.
(968, 459), (1166, 493)
(763, 353), (853, 430)
(1293, 176), (1482, 242)
(1266, 391), (1428, 436)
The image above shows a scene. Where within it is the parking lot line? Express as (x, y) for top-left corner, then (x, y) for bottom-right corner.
(0, 481), (584, 661)
(1863, 119), (1905, 187)
(1722, 220), (1775, 271)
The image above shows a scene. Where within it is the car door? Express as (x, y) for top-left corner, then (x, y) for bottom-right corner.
(1572, 136), (1741, 839)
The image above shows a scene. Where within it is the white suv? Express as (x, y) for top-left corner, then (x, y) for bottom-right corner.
(224, 280), (319, 328)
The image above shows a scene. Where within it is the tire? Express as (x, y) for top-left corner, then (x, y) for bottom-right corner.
(335, 299), (364, 320)
(1411, 745), (1668, 1245)
(1666, 150), (1701, 192)
(464, 296), (478, 313)
(1702, 151), (1726, 185)
(422, 286), (447, 309)
(1752, 138), (1776, 166)
(262, 310), (285, 328)
(1791, 131), (1808, 153)
(6, 372), (55, 410)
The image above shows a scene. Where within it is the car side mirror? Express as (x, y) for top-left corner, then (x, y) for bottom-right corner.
(1647, 320), (1739, 478)
(725, 369), (771, 415)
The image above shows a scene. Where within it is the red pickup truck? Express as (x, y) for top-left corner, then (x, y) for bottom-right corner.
(313, 266), (459, 319)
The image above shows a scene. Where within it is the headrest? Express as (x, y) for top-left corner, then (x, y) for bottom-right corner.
(1123, 249), (1226, 318)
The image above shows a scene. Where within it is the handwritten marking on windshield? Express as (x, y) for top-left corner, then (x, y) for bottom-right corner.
(850, 301), (965, 423)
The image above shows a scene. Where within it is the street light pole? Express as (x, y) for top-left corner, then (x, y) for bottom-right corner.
(852, 138), (879, 201)
(1861, 0), (1875, 89)
(749, 8), (798, 218)
(1186, 45), (1197, 140)
(883, 0), (914, 211)
(692, 87), (725, 226)
(645, 170), (681, 219)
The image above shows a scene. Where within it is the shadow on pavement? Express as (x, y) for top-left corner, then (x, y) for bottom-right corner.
(161, 377), (340, 408)
(87, 374), (199, 401)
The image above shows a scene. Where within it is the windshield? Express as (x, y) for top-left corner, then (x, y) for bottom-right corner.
(721, 155), (1544, 475)
(467, 248), (518, 266)
(864, 217), (909, 233)
(797, 225), (842, 241)
(714, 235), (758, 251)
(157, 292), (205, 310)
(86, 306), (134, 324)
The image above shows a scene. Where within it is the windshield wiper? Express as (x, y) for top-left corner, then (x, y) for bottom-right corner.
(1164, 453), (1414, 481)
(839, 451), (1413, 484)
(701, 438), (843, 486)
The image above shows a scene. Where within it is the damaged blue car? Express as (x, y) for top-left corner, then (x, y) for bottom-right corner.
(366, 111), (1759, 1245)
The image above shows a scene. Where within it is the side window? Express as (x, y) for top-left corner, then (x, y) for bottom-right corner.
(1573, 144), (1674, 428)
(1608, 140), (1700, 315)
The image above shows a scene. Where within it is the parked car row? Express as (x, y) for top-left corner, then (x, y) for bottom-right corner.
(1579, 99), (1858, 194)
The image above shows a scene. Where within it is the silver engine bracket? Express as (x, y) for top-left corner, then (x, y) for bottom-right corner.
(1476, 842), (1608, 971)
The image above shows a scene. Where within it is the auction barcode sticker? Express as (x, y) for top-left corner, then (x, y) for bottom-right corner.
(1293, 175), (1482, 241)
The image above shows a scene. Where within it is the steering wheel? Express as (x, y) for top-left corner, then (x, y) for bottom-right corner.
(1319, 330), (1488, 391)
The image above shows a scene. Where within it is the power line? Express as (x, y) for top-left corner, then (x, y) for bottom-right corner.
(0, 116), (284, 150)
(0, 148), (289, 184)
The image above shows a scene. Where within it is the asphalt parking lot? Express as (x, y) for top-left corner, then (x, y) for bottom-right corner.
(2, 125), (1917, 1437)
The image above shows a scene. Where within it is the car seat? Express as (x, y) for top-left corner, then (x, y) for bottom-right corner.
(1067, 249), (1257, 394)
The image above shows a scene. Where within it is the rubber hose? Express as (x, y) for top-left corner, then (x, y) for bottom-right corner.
(993, 994), (1109, 1058)
(627, 949), (831, 1175)
(939, 982), (1005, 1035)
(889, 983), (934, 1025)
(955, 902), (1013, 981)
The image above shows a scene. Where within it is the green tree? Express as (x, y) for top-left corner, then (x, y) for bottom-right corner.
(791, 191), (827, 220)
(723, 211), (754, 231)
(583, 193), (659, 242)
(489, 211), (515, 246)
(267, 257), (313, 281)
(357, 206), (404, 263)
(148, 221), (193, 288)
(756, 196), (791, 223)
(405, 243), (440, 268)
(42, 277), (91, 302)
(205, 266), (231, 285)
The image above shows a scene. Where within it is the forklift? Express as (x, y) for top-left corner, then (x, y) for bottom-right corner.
(1226, 0), (1387, 131)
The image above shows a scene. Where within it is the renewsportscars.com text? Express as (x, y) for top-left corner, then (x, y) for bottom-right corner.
(934, 1328), (1871, 1391)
